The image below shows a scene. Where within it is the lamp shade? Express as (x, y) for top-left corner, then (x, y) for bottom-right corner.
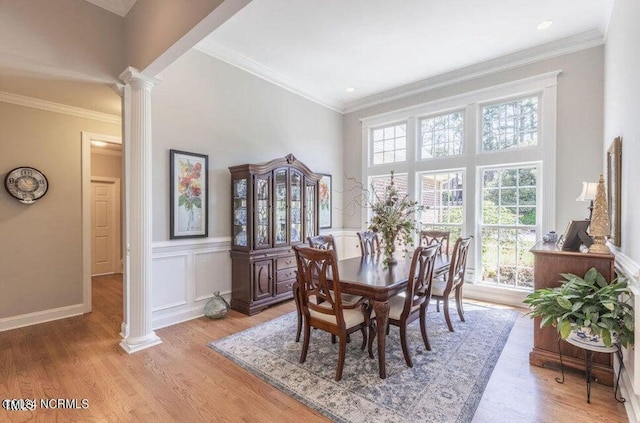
(576, 182), (598, 201)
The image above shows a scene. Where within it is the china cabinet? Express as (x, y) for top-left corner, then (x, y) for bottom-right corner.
(229, 154), (321, 315)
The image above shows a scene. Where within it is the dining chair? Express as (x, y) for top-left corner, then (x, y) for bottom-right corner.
(367, 245), (439, 368)
(307, 234), (337, 255)
(293, 234), (338, 342)
(431, 236), (473, 332)
(356, 230), (381, 256)
(420, 229), (450, 257)
(293, 245), (369, 381)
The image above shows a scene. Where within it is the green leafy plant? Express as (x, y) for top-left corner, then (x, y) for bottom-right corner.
(523, 267), (634, 348)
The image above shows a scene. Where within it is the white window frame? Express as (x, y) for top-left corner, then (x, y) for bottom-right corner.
(360, 71), (559, 306)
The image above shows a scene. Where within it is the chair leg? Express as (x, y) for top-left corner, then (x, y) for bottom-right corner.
(331, 334), (337, 344)
(443, 297), (454, 332)
(359, 327), (367, 350)
(294, 285), (302, 342)
(419, 306), (431, 351)
(300, 324), (311, 363)
(455, 287), (465, 322)
(436, 298), (440, 312)
(367, 322), (376, 359)
(336, 334), (347, 381)
(399, 324), (413, 368)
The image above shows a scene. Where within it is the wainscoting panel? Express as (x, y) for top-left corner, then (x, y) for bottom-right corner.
(151, 237), (232, 329)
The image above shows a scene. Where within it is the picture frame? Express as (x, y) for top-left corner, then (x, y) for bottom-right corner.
(319, 174), (332, 229)
(170, 150), (208, 239)
(559, 219), (591, 252)
(606, 137), (622, 247)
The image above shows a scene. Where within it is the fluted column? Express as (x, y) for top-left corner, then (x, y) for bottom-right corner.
(119, 67), (162, 353)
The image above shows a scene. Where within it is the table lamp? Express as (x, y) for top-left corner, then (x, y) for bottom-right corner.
(576, 181), (598, 220)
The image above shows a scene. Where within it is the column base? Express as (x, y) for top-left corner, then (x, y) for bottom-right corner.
(119, 332), (162, 354)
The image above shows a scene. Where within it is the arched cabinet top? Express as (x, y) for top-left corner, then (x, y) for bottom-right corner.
(229, 153), (322, 182)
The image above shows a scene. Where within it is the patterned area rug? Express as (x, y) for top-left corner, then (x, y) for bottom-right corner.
(209, 303), (517, 423)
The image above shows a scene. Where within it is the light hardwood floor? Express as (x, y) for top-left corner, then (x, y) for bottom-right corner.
(0, 274), (628, 422)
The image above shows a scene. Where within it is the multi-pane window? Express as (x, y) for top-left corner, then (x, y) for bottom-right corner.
(369, 173), (408, 202)
(419, 111), (464, 159)
(419, 171), (464, 243)
(371, 123), (407, 165)
(482, 96), (538, 151)
(480, 166), (537, 288)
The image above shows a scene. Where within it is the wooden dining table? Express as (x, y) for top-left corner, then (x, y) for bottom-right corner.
(328, 252), (450, 379)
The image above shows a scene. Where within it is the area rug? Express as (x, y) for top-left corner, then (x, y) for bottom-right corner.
(208, 303), (518, 423)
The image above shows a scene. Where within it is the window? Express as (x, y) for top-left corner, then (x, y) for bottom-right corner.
(369, 173), (408, 201)
(371, 123), (407, 165)
(362, 72), (557, 299)
(482, 96), (538, 151)
(419, 171), (464, 242)
(419, 111), (464, 159)
(480, 166), (537, 288)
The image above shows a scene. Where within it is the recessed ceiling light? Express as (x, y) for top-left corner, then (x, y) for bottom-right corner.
(537, 20), (553, 30)
(345, 87), (355, 92)
(91, 141), (107, 147)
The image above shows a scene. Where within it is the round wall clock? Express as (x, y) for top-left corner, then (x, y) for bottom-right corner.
(4, 166), (49, 204)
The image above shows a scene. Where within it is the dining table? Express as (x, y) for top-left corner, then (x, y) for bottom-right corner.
(328, 252), (450, 379)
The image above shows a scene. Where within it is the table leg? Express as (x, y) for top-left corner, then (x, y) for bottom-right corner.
(373, 300), (390, 379)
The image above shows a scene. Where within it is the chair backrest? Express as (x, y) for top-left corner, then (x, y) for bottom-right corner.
(400, 245), (440, 318)
(420, 230), (450, 257)
(356, 230), (381, 256)
(294, 245), (345, 326)
(446, 236), (473, 289)
(307, 234), (337, 255)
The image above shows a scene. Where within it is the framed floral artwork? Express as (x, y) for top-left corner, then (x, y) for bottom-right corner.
(170, 150), (208, 239)
(319, 174), (332, 229)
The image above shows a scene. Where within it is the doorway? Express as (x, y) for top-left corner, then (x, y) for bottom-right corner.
(82, 132), (123, 313)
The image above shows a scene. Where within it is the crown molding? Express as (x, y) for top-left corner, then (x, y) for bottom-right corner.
(194, 41), (343, 113)
(343, 30), (605, 114)
(0, 91), (120, 124)
(84, 0), (137, 17)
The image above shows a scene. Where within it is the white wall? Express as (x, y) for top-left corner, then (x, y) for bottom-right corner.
(603, 0), (640, 419)
(342, 46), (605, 234)
(149, 49), (343, 326)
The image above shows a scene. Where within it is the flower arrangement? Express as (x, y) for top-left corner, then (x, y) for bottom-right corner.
(178, 160), (203, 230)
(366, 171), (423, 264)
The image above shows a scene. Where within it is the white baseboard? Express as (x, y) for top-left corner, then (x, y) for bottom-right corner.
(0, 304), (84, 332)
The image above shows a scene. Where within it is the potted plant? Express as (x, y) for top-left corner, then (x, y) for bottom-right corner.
(523, 267), (634, 349)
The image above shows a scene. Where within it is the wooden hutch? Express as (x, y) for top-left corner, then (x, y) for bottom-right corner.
(529, 242), (616, 385)
(229, 154), (321, 315)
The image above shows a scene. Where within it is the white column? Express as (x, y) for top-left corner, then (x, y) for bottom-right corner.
(119, 67), (162, 353)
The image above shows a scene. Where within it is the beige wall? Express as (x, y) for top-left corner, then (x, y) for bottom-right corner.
(0, 102), (120, 318)
(604, 0), (640, 263)
(151, 49), (344, 240)
(342, 46), (605, 232)
(91, 151), (122, 179)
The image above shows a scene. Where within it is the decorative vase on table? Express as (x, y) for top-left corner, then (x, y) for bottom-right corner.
(367, 171), (422, 266)
(204, 291), (230, 319)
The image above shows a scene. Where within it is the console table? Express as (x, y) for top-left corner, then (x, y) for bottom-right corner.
(529, 242), (615, 385)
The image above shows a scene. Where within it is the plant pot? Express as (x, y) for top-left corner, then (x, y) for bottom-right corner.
(565, 327), (619, 353)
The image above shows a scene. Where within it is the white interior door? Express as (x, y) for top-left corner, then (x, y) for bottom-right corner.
(92, 180), (119, 276)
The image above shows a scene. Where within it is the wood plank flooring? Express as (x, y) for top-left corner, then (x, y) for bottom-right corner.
(0, 274), (628, 422)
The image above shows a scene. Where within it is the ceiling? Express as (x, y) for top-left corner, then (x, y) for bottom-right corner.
(196, 0), (614, 112)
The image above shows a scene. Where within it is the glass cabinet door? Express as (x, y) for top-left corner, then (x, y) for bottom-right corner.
(232, 178), (248, 247)
(274, 169), (288, 246)
(254, 174), (272, 248)
(290, 170), (302, 244)
(305, 181), (316, 241)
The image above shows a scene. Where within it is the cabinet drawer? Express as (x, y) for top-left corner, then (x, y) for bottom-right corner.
(277, 268), (297, 283)
(276, 255), (296, 270)
(276, 279), (296, 296)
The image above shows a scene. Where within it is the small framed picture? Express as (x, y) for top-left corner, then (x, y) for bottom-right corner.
(319, 174), (332, 229)
(170, 150), (208, 239)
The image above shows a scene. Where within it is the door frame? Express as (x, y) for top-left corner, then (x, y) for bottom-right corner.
(91, 177), (121, 276)
(82, 132), (122, 313)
